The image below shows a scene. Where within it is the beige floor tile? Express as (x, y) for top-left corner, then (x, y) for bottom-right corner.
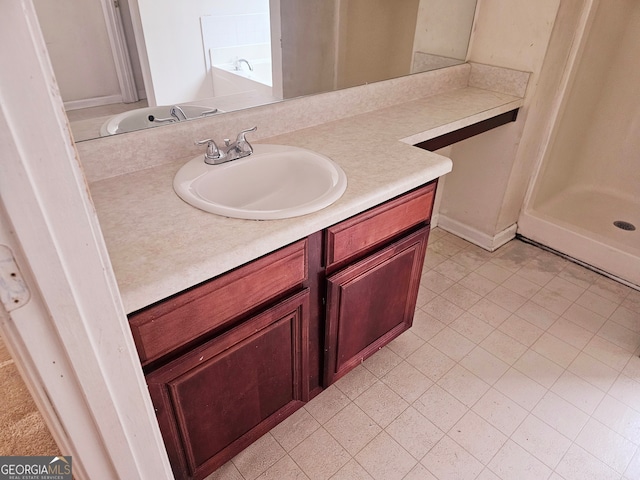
(423, 296), (465, 325)
(409, 309), (446, 342)
(406, 343), (456, 382)
(516, 262), (555, 287)
(589, 277), (630, 304)
(546, 276), (587, 302)
(428, 327), (476, 362)
(271, 407), (321, 452)
(475, 468), (501, 480)
(593, 395), (640, 445)
(305, 385), (350, 424)
(330, 459), (373, 480)
(486, 286), (528, 313)
(354, 431), (417, 480)
(513, 350), (564, 389)
(558, 262), (600, 290)
(324, 403), (381, 456)
(402, 463), (438, 480)
(532, 391), (589, 440)
(204, 461), (243, 480)
(421, 270), (455, 294)
(547, 317), (594, 350)
(387, 330), (425, 359)
(531, 332), (580, 368)
(511, 414), (571, 468)
(441, 283), (482, 310)
(257, 455), (309, 480)
(476, 263), (513, 284)
(449, 411), (507, 464)
(575, 418), (637, 473)
(353, 381), (408, 428)
(289, 428), (350, 480)
(555, 444), (620, 480)
(562, 303), (608, 333)
(421, 436), (484, 480)
(468, 298), (511, 328)
(458, 271), (499, 297)
(460, 347), (509, 386)
(576, 289), (620, 318)
(434, 259), (471, 282)
(423, 250), (448, 270)
(625, 450), (640, 480)
(362, 346), (402, 378)
(515, 301), (558, 330)
(609, 374), (640, 412)
(449, 312), (494, 344)
(416, 285), (438, 308)
(381, 361), (433, 403)
(498, 314), (543, 347)
(450, 249), (491, 271)
(610, 305), (640, 333)
(437, 364), (490, 408)
(583, 335), (632, 371)
(531, 287), (572, 315)
(414, 384), (467, 432)
(232, 433), (286, 480)
(479, 330), (527, 365)
(501, 273), (541, 299)
(488, 440), (552, 480)
(597, 320), (640, 353)
(385, 406), (444, 460)
(334, 365), (378, 401)
(568, 352), (618, 392)
(493, 368), (546, 411)
(472, 388), (528, 436)
(551, 370), (605, 415)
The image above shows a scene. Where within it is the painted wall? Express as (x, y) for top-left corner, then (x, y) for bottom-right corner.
(438, 0), (561, 244)
(33, 0), (121, 104)
(413, 0), (476, 60)
(137, 0), (269, 105)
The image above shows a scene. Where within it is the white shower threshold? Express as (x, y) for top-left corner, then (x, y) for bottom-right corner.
(518, 186), (640, 289)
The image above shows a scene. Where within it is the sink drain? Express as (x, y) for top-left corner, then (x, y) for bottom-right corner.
(614, 220), (636, 231)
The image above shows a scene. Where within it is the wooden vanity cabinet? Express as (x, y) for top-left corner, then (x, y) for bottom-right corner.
(129, 180), (437, 479)
(323, 182), (435, 385)
(147, 290), (309, 480)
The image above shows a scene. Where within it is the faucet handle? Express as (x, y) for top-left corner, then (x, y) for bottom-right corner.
(235, 126), (257, 144)
(195, 138), (224, 164)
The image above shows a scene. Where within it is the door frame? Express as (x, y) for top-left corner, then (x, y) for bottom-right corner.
(0, 1), (171, 478)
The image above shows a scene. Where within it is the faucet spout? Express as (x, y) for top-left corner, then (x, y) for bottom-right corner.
(170, 105), (188, 121)
(236, 58), (253, 71)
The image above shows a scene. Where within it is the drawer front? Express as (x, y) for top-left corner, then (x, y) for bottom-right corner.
(129, 239), (308, 365)
(325, 181), (435, 270)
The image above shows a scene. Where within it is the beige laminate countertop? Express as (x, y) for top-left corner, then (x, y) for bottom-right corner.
(89, 86), (523, 314)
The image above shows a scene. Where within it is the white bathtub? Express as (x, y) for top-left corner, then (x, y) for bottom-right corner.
(519, 1), (640, 288)
(211, 59), (273, 98)
(99, 104), (221, 135)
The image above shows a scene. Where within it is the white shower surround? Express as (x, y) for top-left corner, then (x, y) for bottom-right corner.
(519, 0), (640, 288)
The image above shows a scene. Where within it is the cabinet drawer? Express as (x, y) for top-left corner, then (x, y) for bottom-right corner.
(325, 181), (435, 270)
(129, 239), (308, 365)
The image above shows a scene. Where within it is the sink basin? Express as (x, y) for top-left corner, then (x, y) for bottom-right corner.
(173, 144), (347, 220)
(100, 105), (222, 136)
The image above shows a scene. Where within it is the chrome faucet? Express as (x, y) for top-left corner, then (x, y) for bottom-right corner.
(236, 58), (253, 71)
(170, 105), (188, 121)
(195, 126), (257, 165)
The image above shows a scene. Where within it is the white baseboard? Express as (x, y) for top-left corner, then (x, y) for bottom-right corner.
(437, 215), (517, 251)
(64, 94), (123, 111)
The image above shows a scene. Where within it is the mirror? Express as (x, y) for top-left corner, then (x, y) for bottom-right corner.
(35, 0), (477, 142)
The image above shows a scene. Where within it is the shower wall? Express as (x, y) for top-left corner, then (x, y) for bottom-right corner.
(520, 0), (640, 287)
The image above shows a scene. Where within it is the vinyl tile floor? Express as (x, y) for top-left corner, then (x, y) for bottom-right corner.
(207, 228), (640, 480)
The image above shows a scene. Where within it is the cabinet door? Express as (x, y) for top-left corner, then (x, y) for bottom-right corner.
(325, 227), (428, 385)
(147, 290), (309, 480)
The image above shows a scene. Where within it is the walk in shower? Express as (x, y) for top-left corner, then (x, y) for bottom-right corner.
(519, 0), (640, 288)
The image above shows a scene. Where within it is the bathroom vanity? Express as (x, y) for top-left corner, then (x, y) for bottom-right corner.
(83, 62), (527, 480)
(129, 182), (436, 479)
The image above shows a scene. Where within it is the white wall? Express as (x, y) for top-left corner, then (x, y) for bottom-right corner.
(413, 0), (476, 60)
(33, 0), (121, 104)
(137, 0), (269, 105)
(437, 0), (561, 246)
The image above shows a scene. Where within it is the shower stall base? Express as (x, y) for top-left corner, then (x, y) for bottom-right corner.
(519, 186), (640, 290)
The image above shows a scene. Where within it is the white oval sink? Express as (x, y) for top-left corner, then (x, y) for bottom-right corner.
(100, 105), (221, 136)
(173, 144), (347, 220)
